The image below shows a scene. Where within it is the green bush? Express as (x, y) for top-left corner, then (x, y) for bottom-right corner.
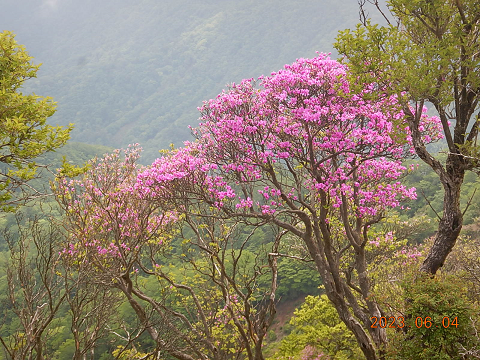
(387, 273), (480, 359)
(271, 294), (362, 359)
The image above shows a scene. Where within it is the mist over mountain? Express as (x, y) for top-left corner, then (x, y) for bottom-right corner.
(2, 0), (369, 163)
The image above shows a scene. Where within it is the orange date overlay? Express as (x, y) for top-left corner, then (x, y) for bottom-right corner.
(370, 316), (458, 329)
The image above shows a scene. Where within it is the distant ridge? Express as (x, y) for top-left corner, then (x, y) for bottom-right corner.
(2, 0), (368, 163)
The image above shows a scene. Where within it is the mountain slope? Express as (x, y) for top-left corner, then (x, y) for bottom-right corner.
(2, 0), (369, 163)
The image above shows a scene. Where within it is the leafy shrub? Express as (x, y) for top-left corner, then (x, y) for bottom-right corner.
(387, 273), (480, 359)
(270, 294), (363, 359)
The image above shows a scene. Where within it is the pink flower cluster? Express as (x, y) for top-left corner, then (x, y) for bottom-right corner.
(56, 145), (175, 268)
(399, 246), (424, 265)
(136, 54), (441, 221)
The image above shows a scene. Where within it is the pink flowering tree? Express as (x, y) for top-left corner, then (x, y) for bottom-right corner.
(54, 146), (183, 358)
(54, 146), (173, 280)
(54, 146), (279, 360)
(137, 54), (442, 360)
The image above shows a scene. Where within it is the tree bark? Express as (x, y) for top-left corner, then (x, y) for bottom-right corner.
(321, 278), (382, 360)
(420, 155), (464, 275)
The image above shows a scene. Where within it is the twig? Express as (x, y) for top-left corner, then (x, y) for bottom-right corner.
(420, 188), (442, 221)
(462, 188), (477, 216)
(268, 253), (313, 262)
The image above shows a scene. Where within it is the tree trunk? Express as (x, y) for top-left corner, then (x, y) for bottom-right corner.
(310, 246), (383, 360)
(420, 157), (464, 275)
(35, 339), (43, 360)
(333, 299), (379, 360)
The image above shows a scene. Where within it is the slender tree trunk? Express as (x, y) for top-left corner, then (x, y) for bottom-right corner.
(35, 339), (43, 360)
(420, 158), (464, 275)
(330, 294), (379, 360)
(307, 241), (382, 360)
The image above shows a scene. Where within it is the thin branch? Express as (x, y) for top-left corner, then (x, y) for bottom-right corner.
(358, 0), (392, 26)
(420, 188), (442, 221)
(267, 253), (314, 262)
(462, 188), (477, 216)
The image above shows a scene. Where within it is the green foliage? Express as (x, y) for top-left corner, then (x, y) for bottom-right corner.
(0, 30), (72, 209)
(112, 345), (149, 359)
(51, 339), (76, 359)
(55, 155), (89, 178)
(272, 294), (363, 360)
(276, 259), (321, 299)
(387, 273), (480, 359)
(335, 0), (480, 104)
(402, 157), (480, 230)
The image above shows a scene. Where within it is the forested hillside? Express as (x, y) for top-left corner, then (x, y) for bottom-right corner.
(1, 0), (368, 163)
